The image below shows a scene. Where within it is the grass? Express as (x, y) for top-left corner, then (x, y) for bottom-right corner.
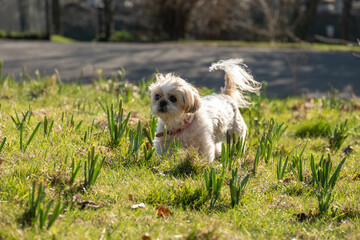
(0, 67), (360, 239)
(295, 118), (332, 138)
(50, 35), (76, 43)
(178, 40), (360, 52)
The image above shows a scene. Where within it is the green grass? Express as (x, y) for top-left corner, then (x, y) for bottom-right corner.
(50, 35), (76, 43)
(178, 40), (360, 52)
(295, 118), (332, 138)
(0, 68), (360, 239)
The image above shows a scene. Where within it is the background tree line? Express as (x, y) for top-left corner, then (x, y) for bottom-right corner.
(0, 0), (358, 43)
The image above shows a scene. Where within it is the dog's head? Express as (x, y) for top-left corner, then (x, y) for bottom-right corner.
(148, 73), (201, 120)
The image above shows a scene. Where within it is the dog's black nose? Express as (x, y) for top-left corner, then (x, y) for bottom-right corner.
(159, 100), (167, 108)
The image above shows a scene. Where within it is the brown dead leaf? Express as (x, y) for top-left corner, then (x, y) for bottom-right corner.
(156, 205), (172, 218)
(142, 233), (151, 240)
(128, 194), (138, 202)
(128, 194), (134, 201)
(78, 200), (102, 210)
(32, 109), (48, 117)
(343, 145), (354, 155)
(36, 180), (48, 187)
(353, 103), (360, 110)
(282, 178), (294, 183)
(145, 142), (152, 150)
(0, 158), (4, 165)
(72, 194), (82, 202)
(352, 174), (360, 181)
(295, 212), (309, 222)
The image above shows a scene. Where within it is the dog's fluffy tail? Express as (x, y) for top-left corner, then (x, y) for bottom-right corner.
(209, 58), (261, 108)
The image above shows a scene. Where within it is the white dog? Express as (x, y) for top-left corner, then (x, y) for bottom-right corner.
(148, 59), (261, 161)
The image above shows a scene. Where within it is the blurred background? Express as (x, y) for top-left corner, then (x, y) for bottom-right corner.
(0, 0), (359, 44)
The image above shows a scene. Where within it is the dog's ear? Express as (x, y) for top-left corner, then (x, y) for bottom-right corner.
(155, 73), (174, 82)
(183, 85), (201, 113)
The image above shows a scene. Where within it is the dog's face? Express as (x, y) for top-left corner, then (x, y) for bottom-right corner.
(149, 73), (201, 120)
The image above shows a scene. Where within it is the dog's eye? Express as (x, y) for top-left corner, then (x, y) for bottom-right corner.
(155, 94), (160, 101)
(169, 95), (177, 103)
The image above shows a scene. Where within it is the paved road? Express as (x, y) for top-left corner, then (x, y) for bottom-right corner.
(1, 40), (359, 97)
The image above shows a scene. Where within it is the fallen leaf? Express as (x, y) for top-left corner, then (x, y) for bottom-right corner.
(353, 103), (360, 110)
(343, 145), (354, 155)
(145, 142), (152, 149)
(282, 178), (293, 183)
(295, 212), (308, 222)
(156, 205), (172, 218)
(128, 194), (138, 201)
(128, 194), (134, 201)
(32, 109), (48, 117)
(72, 194), (82, 202)
(142, 233), (151, 240)
(352, 174), (360, 181)
(0, 158), (4, 165)
(36, 180), (48, 187)
(78, 200), (102, 210)
(131, 203), (146, 209)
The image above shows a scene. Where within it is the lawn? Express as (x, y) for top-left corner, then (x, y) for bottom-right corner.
(0, 62), (360, 239)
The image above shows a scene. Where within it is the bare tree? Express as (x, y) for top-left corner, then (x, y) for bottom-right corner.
(231, 0), (320, 42)
(52, 0), (62, 35)
(143, 0), (200, 40)
(341, 0), (352, 40)
(291, 0), (320, 40)
(187, 0), (237, 39)
(17, 0), (27, 31)
(142, 0), (320, 41)
(45, 0), (51, 39)
(104, 0), (114, 41)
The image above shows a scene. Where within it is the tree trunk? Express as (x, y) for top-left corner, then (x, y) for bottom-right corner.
(294, 0), (320, 40)
(45, 0), (51, 40)
(52, 0), (61, 35)
(17, 0), (27, 31)
(341, 0), (352, 41)
(104, 0), (114, 41)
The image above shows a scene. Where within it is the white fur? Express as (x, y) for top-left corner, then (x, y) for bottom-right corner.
(149, 58), (261, 162)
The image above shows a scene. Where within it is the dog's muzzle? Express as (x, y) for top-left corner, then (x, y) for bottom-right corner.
(159, 100), (167, 112)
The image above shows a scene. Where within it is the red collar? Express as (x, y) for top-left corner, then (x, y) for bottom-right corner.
(156, 115), (194, 138)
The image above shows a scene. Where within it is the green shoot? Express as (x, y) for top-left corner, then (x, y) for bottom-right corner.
(43, 116), (54, 137)
(127, 121), (144, 159)
(253, 145), (261, 174)
(22, 181), (64, 230)
(82, 119), (95, 143)
(310, 154), (346, 214)
(0, 137), (6, 153)
(20, 122), (41, 153)
(222, 133), (246, 172)
(84, 146), (106, 188)
(99, 99), (130, 146)
(276, 155), (289, 180)
(328, 119), (348, 152)
(230, 168), (250, 208)
(10, 106), (32, 129)
(290, 143), (307, 182)
(204, 167), (225, 209)
(70, 157), (81, 185)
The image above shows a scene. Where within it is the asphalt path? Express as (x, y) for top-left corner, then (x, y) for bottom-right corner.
(1, 40), (359, 97)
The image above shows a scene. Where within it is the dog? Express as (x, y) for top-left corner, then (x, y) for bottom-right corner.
(148, 59), (261, 161)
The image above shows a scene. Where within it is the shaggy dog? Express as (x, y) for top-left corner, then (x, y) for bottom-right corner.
(149, 59), (261, 161)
